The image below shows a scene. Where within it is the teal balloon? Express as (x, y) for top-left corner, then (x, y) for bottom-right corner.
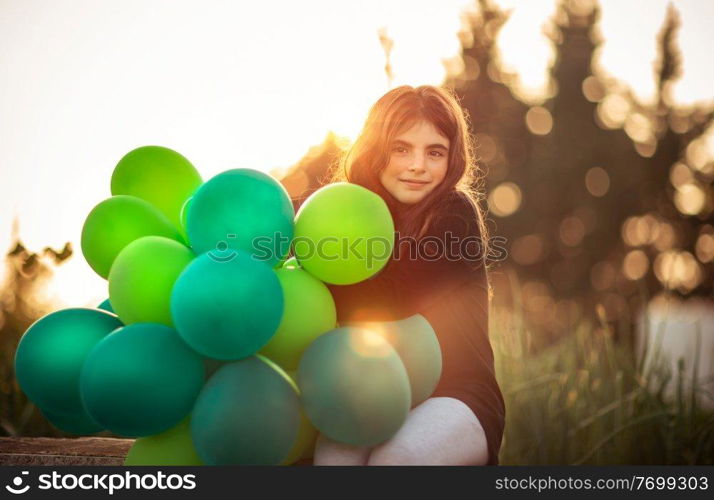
(97, 298), (114, 314)
(80, 323), (205, 437)
(297, 327), (411, 447)
(111, 145), (203, 232)
(14, 308), (122, 417)
(191, 356), (301, 465)
(41, 408), (103, 435)
(171, 251), (284, 360)
(81, 195), (182, 278)
(186, 169), (294, 267)
(345, 314), (442, 407)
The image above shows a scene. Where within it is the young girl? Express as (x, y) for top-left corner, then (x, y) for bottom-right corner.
(292, 85), (505, 465)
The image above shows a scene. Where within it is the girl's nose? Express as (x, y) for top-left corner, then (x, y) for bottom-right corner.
(408, 154), (426, 172)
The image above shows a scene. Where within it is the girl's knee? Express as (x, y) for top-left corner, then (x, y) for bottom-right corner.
(313, 433), (371, 466)
(367, 441), (422, 466)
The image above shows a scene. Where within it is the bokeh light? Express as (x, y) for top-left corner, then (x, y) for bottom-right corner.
(525, 106), (553, 135)
(585, 167), (610, 197)
(489, 182), (522, 217)
(623, 249), (649, 281)
(653, 250), (702, 292)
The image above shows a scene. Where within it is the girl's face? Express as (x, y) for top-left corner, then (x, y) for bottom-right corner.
(379, 120), (450, 205)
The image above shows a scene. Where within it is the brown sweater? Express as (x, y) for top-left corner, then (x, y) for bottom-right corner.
(291, 191), (505, 465)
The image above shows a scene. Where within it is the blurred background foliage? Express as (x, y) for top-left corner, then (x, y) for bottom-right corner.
(2, 0), (712, 463)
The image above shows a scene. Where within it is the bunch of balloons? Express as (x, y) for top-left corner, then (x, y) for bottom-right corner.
(14, 145), (443, 465)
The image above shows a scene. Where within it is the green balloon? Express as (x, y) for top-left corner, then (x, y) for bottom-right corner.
(81, 195), (182, 279)
(281, 370), (318, 465)
(260, 257), (336, 371)
(171, 251), (284, 360)
(41, 408), (103, 435)
(345, 314), (442, 407)
(80, 323), (205, 437)
(108, 236), (195, 326)
(111, 146), (202, 232)
(186, 169), (294, 267)
(294, 182), (394, 285)
(179, 196), (192, 243)
(297, 327), (411, 447)
(191, 356), (301, 465)
(14, 308), (122, 417)
(124, 417), (203, 466)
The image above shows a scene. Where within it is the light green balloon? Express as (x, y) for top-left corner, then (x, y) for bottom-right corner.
(108, 236), (195, 326)
(294, 182), (394, 285)
(259, 257), (337, 371)
(124, 417), (203, 466)
(111, 146), (203, 232)
(345, 314), (442, 407)
(297, 327), (411, 447)
(179, 197), (192, 243)
(81, 195), (183, 279)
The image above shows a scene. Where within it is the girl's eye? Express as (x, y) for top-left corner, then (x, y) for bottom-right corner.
(429, 150), (445, 157)
(392, 146), (408, 154)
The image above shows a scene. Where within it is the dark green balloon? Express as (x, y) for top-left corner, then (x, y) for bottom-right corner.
(80, 323), (205, 437)
(191, 356), (301, 465)
(170, 251), (284, 360)
(297, 327), (411, 447)
(111, 146), (202, 232)
(345, 314), (442, 407)
(81, 195), (182, 278)
(41, 408), (103, 435)
(186, 169), (294, 267)
(97, 298), (114, 314)
(14, 308), (122, 416)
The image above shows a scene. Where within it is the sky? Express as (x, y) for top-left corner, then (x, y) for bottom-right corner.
(0, 0), (712, 306)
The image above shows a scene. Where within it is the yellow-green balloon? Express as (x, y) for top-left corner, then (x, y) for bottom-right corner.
(259, 257), (336, 371)
(81, 195), (182, 279)
(345, 314), (442, 407)
(297, 327), (411, 447)
(280, 407), (318, 465)
(294, 183), (394, 285)
(179, 197), (192, 243)
(280, 370), (318, 465)
(108, 236), (195, 326)
(111, 146), (202, 232)
(124, 417), (203, 466)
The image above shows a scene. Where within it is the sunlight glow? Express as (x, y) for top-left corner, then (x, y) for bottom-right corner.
(1, 0), (712, 305)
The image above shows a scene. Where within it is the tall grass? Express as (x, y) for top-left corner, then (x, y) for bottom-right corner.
(492, 304), (714, 464)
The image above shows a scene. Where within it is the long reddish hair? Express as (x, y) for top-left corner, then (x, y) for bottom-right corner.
(328, 85), (490, 262)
